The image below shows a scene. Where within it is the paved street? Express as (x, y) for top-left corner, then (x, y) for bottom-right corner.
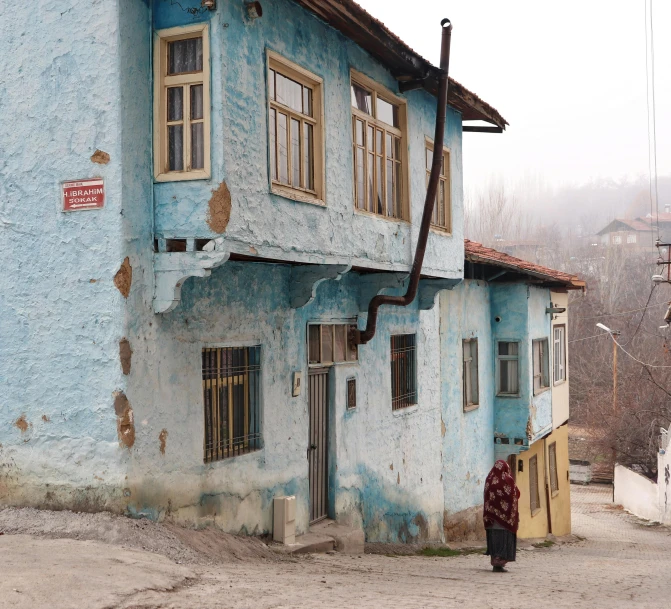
(2, 485), (670, 609)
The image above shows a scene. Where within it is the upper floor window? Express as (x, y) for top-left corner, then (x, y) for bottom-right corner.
(553, 325), (566, 384)
(267, 52), (324, 204)
(497, 341), (519, 396)
(351, 71), (408, 220)
(627, 234), (637, 244)
(612, 235), (622, 244)
(532, 338), (550, 394)
(425, 140), (451, 232)
(154, 24), (211, 181)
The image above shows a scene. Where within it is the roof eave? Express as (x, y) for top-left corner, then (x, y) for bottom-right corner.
(291, 0), (508, 129)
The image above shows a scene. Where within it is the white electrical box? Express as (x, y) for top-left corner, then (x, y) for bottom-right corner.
(273, 495), (296, 544)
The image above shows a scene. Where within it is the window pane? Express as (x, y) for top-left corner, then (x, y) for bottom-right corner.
(500, 359), (518, 394)
(499, 342), (518, 356)
(367, 126), (374, 151)
(367, 152), (374, 212)
(167, 87), (183, 122)
(394, 161), (401, 217)
(303, 86), (312, 117)
(386, 158), (393, 217)
(351, 83), (371, 114)
(426, 146), (432, 171)
(347, 325), (358, 361)
(191, 122), (204, 169)
(377, 97), (399, 127)
(356, 119), (364, 146)
(334, 325), (346, 362)
(386, 134), (393, 158)
(168, 37), (203, 74)
(269, 69), (276, 101)
(304, 123), (314, 191)
(278, 112), (289, 184)
(291, 118), (301, 187)
(269, 108), (277, 181)
(321, 325), (333, 363)
(356, 148), (365, 208)
(168, 125), (183, 171)
(190, 84), (203, 120)
(441, 151), (447, 176)
(309, 325), (320, 364)
(376, 154), (383, 215)
(276, 72), (303, 113)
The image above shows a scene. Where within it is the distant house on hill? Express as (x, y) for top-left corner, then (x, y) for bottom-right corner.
(596, 209), (671, 250)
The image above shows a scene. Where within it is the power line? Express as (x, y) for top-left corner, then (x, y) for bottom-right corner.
(611, 334), (671, 369)
(569, 333), (611, 344)
(644, 0), (660, 239)
(574, 297), (669, 320)
(621, 283), (657, 346)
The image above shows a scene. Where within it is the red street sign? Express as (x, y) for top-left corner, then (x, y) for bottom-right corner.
(62, 178), (105, 211)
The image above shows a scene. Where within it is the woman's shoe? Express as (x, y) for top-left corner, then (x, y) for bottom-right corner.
(492, 565), (508, 573)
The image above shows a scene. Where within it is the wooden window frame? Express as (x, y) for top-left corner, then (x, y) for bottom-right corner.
(350, 69), (409, 222)
(267, 51), (325, 206)
(496, 341), (520, 397)
(308, 323), (358, 367)
(462, 338), (479, 411)
(627, 234), (637, 244)
(425, 138), (452, 234)
(153, 24), (211, 182)
(532, 338), (550, 395)
(553, 325), (566, 385)
(548, 441), (559, 497)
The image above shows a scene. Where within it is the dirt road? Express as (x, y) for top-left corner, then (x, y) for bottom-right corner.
(1, 485), (670, 608)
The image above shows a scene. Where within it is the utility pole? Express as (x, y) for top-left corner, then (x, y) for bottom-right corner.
(611, 330), (621, 501)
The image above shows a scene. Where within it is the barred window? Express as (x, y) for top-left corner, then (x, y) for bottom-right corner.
(463, 338), (479, 410)
(549, 442), (559, 495)
(202, 346), (261, 462)
(529, 454), (540, 515)
(391, 334), (417, 410)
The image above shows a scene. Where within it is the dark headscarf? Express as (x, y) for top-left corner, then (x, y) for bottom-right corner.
(483, 459), (520, 533)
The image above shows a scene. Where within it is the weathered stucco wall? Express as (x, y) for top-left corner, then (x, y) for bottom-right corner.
(546, 424), (571, 536)
(528, 286), (552, 442)
(439, 280), (494, 539)
(0, 0), (135, 510)
(151, 0), (463, 279)
(124, 263), (444, 541)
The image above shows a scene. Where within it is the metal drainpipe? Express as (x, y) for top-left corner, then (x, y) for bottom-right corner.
(355, 18), (453, 345)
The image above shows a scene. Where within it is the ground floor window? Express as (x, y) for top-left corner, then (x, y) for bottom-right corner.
(391, 333), (417, 410)
(308, 323), (358, 364)
(202, 345), (261, 462)
(529, 454), (541, 515)
(549, 442), (559, 495)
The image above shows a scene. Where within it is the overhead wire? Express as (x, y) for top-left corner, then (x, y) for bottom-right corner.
(610, 333), (671, 369)
(573, 296), (669, 320)
(644, 0), (660, 240)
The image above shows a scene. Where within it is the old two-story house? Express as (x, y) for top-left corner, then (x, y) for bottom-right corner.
(1, 0), (581, 543)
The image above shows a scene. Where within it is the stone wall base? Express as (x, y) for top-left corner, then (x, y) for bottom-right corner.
(443, 505), (486, 542)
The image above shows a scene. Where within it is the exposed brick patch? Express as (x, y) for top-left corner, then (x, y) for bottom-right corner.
(207, 181), (231, 234)
(114, 257), (132, 298)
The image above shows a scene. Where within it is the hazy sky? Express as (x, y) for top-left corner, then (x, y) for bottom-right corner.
(357, 1), (671, 194)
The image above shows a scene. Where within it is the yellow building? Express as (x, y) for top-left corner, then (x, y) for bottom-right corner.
(516, 291), (571, 539)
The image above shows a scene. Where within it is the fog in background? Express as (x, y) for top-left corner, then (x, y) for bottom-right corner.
(357, 0), (671, 230)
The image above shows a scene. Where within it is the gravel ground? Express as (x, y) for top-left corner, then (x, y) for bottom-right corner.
(2, 485), (670, 609)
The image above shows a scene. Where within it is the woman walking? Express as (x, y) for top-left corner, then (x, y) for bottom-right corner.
(483, 459), (520, 572)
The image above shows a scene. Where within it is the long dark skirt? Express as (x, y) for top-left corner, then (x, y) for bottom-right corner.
(485, 526), (517, 562)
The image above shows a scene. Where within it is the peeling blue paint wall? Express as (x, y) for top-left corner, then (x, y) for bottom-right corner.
(0, 0), (136, 510)
(123, 262), (444, 540)
(151, 0), (463, 278)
